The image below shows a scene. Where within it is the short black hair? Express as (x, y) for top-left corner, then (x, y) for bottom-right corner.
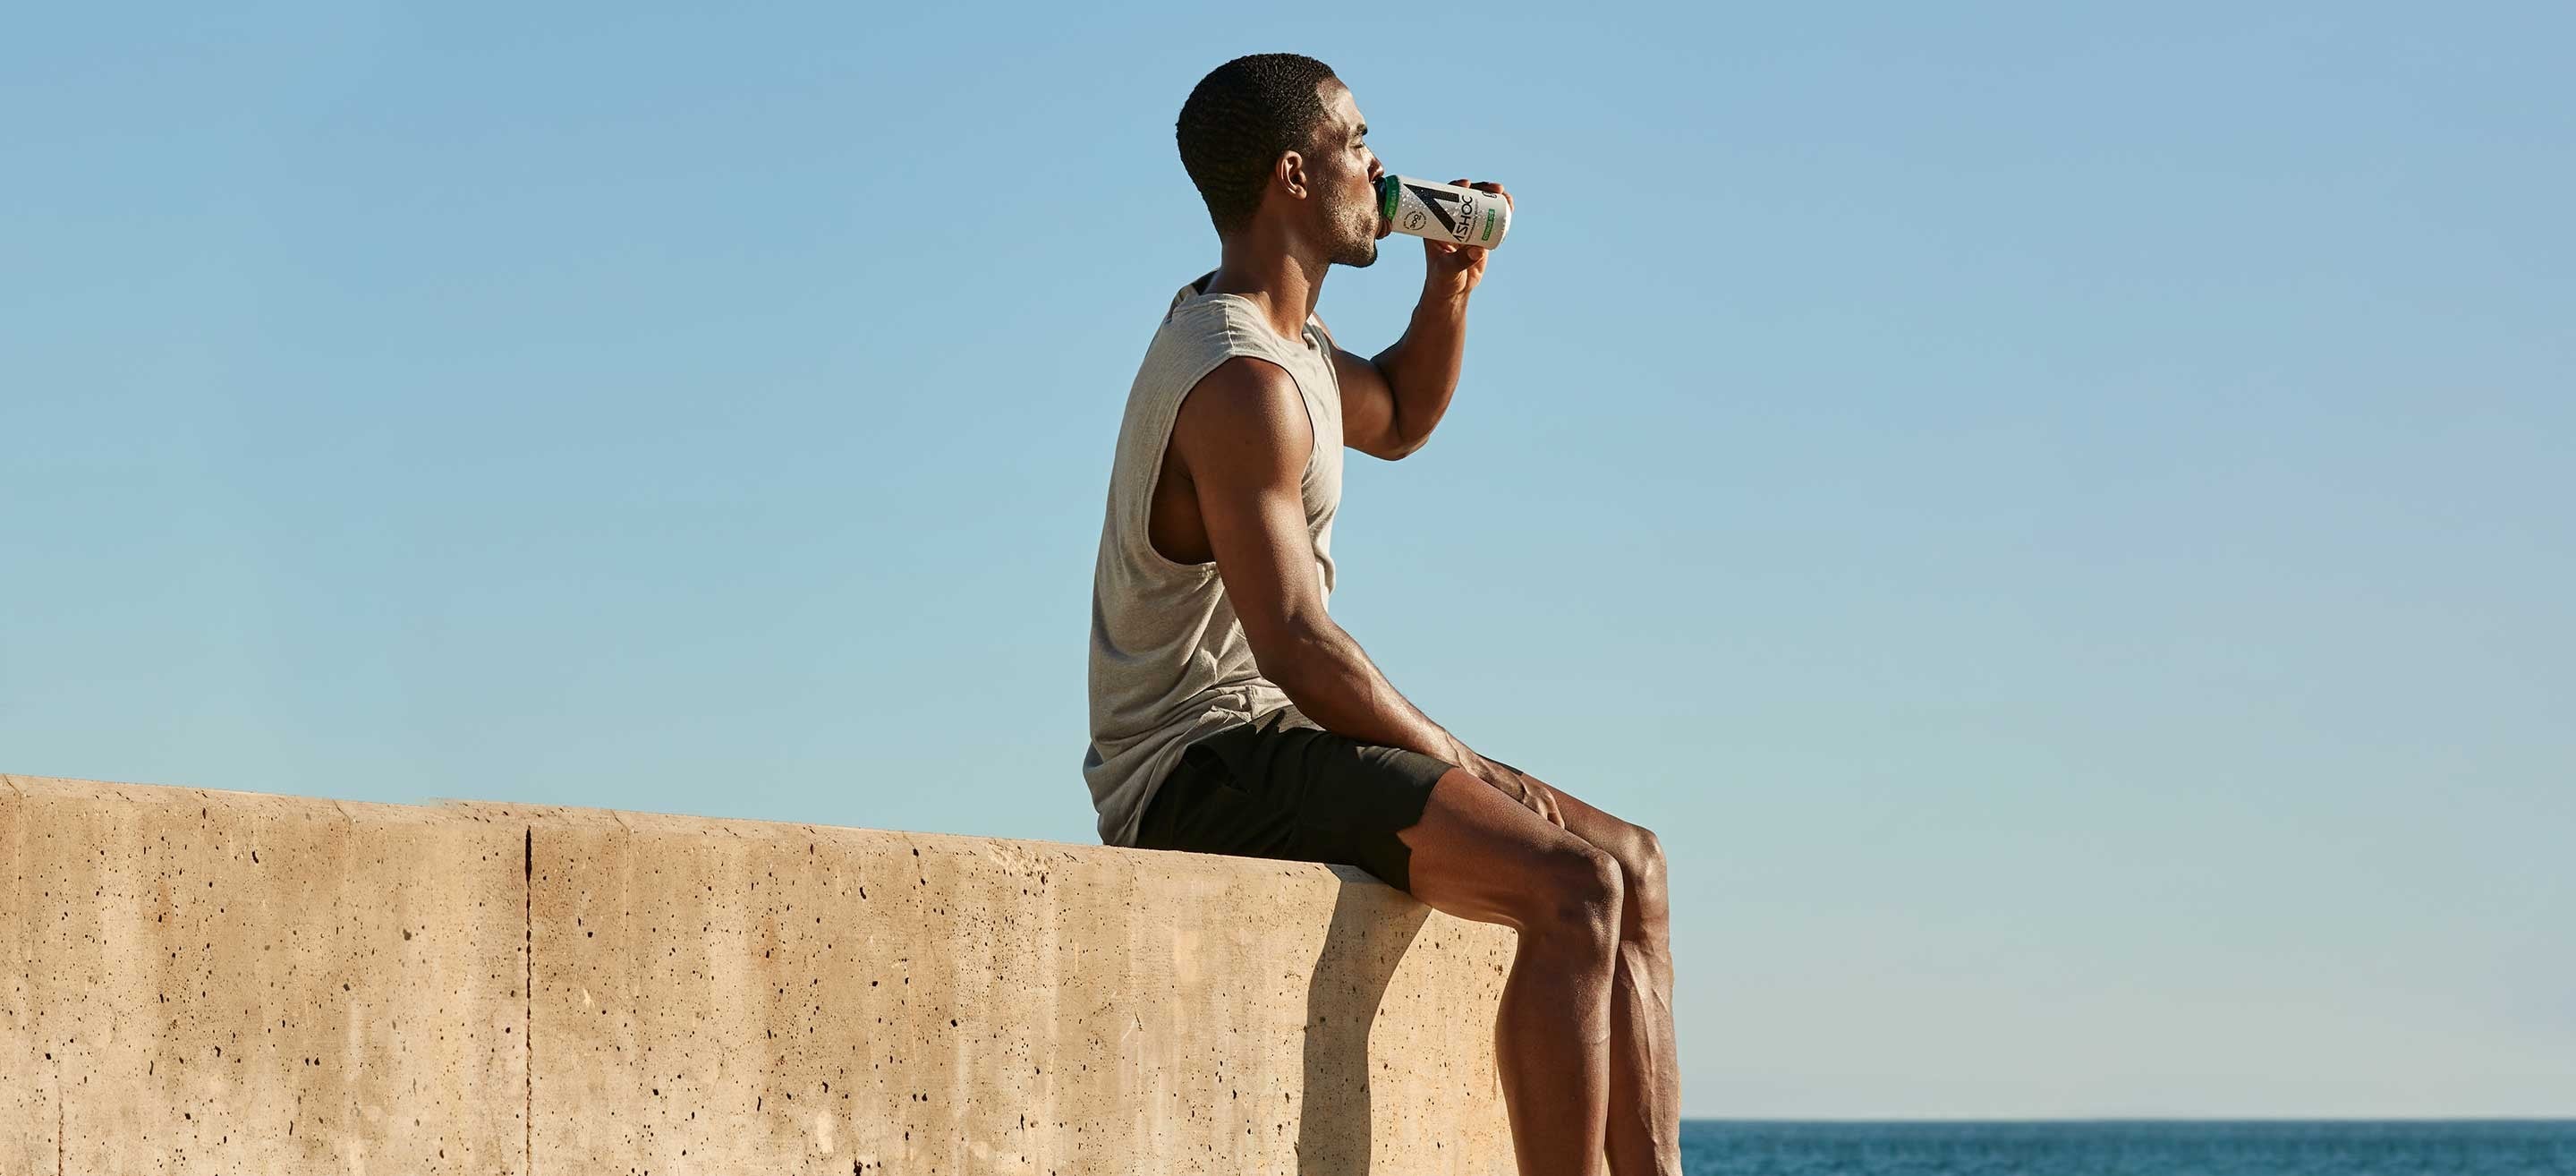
(1175, 53), (1340, 236)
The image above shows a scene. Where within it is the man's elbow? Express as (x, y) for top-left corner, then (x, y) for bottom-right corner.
(1372, 415), (1431, 461)
(1255, 649), (1325, 698)
(1250, 620), (1341, 696)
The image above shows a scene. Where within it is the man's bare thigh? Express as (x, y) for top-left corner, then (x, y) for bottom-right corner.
(1395, 766), (1644, 930)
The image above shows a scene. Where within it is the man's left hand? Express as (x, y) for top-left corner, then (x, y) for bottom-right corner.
(1423, 178), (1510, 300)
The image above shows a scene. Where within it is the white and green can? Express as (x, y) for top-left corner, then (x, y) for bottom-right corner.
(1377, 175), (1512, 251)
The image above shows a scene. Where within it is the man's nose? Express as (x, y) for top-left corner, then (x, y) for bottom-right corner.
(1366, 156), (1383, 182)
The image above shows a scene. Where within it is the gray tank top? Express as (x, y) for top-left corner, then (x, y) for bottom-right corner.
(1084, 273), (1345, 848)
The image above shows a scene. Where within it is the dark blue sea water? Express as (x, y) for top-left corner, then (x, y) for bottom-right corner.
(1679, 1120), (2576, 1176)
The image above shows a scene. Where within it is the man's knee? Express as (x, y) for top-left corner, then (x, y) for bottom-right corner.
(1614, 826), (1670, 931)
(1626, 826), (1666, 893)
(1523, 846), (1623, 948)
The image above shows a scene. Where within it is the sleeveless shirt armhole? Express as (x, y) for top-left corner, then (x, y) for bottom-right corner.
(1130, 349), (1237, 577)
(1218, 328), (1330, 494)
(1135, 298), (1327, 571)
(1138, 342), (1324, 565)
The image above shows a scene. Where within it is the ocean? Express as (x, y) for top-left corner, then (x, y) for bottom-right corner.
(1677, 1120), (2576, 1175)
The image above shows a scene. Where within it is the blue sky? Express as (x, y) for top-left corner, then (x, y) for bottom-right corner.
(5, 4), (2569, 1119)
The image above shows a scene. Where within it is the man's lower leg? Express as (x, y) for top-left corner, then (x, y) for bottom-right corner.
(1493, 913), (1621, 1175)
(1603, 933), (1681, 1176)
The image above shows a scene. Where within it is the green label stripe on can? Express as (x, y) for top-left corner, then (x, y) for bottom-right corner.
(1379, 176), (1399, 222)
(1481, 209), (1496, 243)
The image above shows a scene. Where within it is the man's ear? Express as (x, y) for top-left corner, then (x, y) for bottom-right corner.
(1275, 150), (1308, 200)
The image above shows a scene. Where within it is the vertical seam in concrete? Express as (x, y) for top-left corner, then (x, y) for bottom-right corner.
(524, 824), (534, 1176)
(328, 800), (358, 1163)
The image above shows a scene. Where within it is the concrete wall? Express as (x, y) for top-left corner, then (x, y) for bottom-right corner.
(3, 773), (1521, 1174)
(2, 775), (527, 1174)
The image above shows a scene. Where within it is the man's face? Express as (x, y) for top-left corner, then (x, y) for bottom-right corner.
(1310, 80), (1388, 268)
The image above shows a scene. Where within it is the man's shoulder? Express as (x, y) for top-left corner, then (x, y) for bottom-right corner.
(1172, 356), (1310, 480)
(1191, 353), (1301, 401)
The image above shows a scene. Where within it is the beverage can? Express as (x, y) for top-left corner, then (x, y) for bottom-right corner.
(1377, 175), (1512, 251)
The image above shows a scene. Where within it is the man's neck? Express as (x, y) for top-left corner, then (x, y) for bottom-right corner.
(1203, 231), (1329, 344)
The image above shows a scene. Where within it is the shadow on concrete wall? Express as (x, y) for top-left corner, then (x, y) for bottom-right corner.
(1296, 865), (1434, 1174)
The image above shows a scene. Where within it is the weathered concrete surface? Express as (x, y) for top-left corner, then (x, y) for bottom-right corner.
(2, 775), (38, 1176)
(6, 774), (1521, 1174)
(3, 774), (526, 1174)
(466, 798), (1521, 1174)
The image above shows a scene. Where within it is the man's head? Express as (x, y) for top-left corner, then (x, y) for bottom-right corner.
(1176, 53), (1387, 268)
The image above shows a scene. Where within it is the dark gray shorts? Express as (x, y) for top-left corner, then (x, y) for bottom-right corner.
(1131, 705), (1456, 893)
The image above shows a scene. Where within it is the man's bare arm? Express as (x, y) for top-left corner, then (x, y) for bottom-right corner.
(1177, 356), (1476, 766)
(1322, 292), (1470, 462)
(1325, 179), (1513, 462)
(1177, 354), (1561, 822)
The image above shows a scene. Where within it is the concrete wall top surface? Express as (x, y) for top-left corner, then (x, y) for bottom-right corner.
(4, 771), (1519, 1175)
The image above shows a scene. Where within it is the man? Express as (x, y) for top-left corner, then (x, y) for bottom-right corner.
(1083, 53), (1679, 1175)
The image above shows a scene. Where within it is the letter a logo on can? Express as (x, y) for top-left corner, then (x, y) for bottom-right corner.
(1405, 183), (1467, 236)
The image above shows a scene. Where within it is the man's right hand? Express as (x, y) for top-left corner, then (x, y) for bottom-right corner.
(1458, 748), (1566, 829)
